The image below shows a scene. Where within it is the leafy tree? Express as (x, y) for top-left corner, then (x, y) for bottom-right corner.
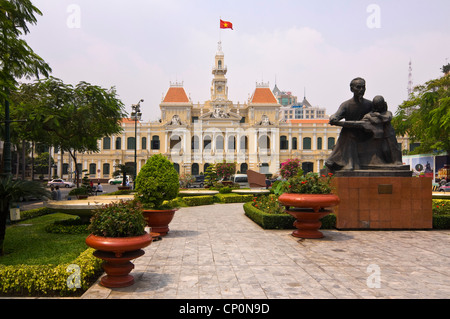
(204, 164), (218, 187)
(34, 151), (54, 176)
(1, 0), (51, 175)
(392, 74), (450, 155)
(441, 63), (450, 75)
(10, 77), (127, 186)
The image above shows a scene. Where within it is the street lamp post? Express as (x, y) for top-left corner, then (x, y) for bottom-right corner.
(131, 99), (143, 189)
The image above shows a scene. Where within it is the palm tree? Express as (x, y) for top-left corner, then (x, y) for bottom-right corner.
(0, 176), (51, 255)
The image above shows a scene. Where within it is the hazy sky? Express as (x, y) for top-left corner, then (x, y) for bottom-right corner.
(24, 0), (450, 121)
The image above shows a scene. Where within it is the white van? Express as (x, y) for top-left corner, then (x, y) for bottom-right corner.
(231, 174), (249, 188)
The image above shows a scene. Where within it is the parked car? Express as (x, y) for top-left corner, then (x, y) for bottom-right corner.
(47, 179), (75, 188)
(187, 175), (205, 188)
(231, 174), (249, 188)
(439, 182), (450, 192)
(108, 175), (132, 185)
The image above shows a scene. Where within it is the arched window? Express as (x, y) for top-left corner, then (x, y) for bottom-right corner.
(317, 137), (323, 150)
(173, 163), (180, 174)
(115, 137), (121, 150)
(103, 163), (110, 176)
(141, 137), (147, 150)
(89, 163), (96, 175)
(240, 163), (248, 174)
(151, 136), (160, 150)
(302, 162), (314, 174)
(240, 136), (248, 150)
(292, 137), (297, 150)
(218, 60), (222, 69)
(258, 134), (270, 149)
(280, 135), (288, 150)
(228, 136), (236, 150)
(191, 136), (199, 151)
(328, 137), (335, 150)
(191, 163), (199, 175)
(303, 137), (312, 150)
(103, 137), (111, 150)
(216, 135), (224, 150)
(204, 135), (212, 150)
(62, 163), (69, 175)
(170, 135), (181, 150)
(127, 137), (136, 150)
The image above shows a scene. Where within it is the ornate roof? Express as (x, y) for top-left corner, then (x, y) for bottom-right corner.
(250, 85), (278, 104)
(162, 84), (190, 103)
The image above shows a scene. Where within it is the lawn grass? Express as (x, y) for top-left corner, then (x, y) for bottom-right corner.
(1, 213), (89, 266)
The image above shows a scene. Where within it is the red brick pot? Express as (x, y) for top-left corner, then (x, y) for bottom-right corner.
(278, 193), (340, 239)
(85, 233), (152, 288)
(142, 208), (177, 236)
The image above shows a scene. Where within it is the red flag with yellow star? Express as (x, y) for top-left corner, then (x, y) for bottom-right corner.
(220, 19), (233, 30)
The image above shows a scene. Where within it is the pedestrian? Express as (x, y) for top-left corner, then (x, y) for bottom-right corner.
(55, 186), (62, 200)
(51, 186), (57, 200)
(96, 182), (103, 195)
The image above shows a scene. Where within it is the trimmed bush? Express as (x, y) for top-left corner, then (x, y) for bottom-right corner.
(433, 214), (450, 229)
(45, 217), (89, 234)
(18, 206), (53, 221)
(243, 202), (295, 229)
(215, 193), (254, 203)
(134, 154), (179, 209)
(219, 186), (232, 194)
(0, 248), (103, 297)
(183, 195), (216, 206)
(243, 202), (336, 230)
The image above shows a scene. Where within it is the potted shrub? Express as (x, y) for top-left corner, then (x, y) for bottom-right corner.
(276, 168), (340, 239)
(69, 186), (89, 199)
(85, 200), (152, 288)
(215, 160), (236, 185)
(134, 154), (179, 236)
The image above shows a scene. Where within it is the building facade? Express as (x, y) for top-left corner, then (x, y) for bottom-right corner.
(53, 42), (344, 181)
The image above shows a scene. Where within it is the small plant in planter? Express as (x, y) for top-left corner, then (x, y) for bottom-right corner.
(134, 154), (180, 236)
(69, 187), (89, 199)
(276, 168), (340, 239)
(85, 200), (152, 288)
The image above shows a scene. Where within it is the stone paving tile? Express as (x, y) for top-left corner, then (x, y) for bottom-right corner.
(81, 203), (450, 299)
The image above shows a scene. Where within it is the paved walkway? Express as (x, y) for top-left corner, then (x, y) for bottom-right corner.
(81, 203), (450, 299)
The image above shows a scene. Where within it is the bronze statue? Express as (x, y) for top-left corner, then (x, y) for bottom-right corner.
(326, 78), (404, 174)
(325, 77), (373, 171)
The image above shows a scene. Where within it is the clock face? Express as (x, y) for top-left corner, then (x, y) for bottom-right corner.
(217, 86), (222, 92)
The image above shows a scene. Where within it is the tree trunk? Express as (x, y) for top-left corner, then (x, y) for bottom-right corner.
(0, 200), (9, 256)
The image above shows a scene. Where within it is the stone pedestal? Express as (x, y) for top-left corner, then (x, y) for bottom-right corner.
(333, 175), (432, 229)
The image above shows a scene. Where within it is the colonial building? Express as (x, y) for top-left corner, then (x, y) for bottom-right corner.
(53, 42), (344, 181)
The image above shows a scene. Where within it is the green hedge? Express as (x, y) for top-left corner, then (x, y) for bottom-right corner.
(433, 214), (450, 229)
(182, 195), (216, 206)
(243, 202), (336, 230)
(0, 248), (103, 297)
(17, 206), (54, 221)
(214, 193), (254, 203)
(243, 202), (295, 229)
(44, 218), (89, 234)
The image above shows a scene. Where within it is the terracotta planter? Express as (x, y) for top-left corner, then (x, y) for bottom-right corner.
(278, 193), (340, 239)
(85, 233), (152, 288)
(142, 208), (177, 236)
